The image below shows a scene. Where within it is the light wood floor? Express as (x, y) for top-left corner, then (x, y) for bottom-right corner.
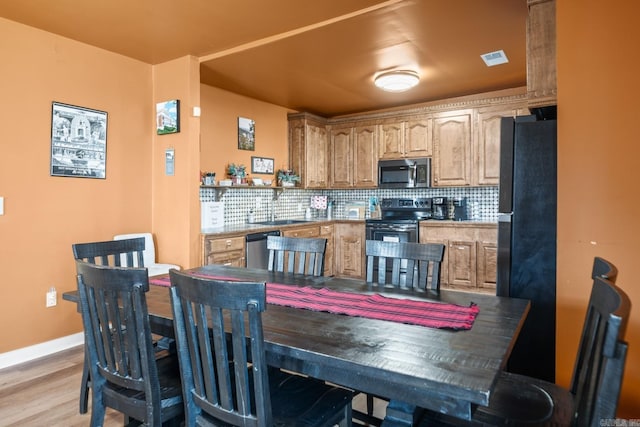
(0, 345), (385, 426)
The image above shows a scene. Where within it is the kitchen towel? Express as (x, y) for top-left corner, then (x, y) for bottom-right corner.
(310, 195), (327, 209)
(150, 274), (479, 330)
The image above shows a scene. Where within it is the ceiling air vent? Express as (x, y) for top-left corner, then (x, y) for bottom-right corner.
(480, 50), (509, 67)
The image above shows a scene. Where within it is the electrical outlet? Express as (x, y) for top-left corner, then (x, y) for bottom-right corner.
(46, 287), (57, 307)
(256, 197), (262, 209)
(297, 203), (302, 212)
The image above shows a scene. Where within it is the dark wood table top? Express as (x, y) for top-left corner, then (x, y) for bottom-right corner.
(64, 265), (530, 422)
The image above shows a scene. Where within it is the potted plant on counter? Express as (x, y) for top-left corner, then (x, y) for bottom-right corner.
(277, 169), (300, 187)
(227, 163), (247, 185)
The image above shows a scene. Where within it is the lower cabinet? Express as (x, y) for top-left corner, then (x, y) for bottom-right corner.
(320, 224), (334, 277)
(334, 222), (365, 279)
(419, 222), (497, 293)
(201, 235), (246, 267)
(283, 224), (334, 277)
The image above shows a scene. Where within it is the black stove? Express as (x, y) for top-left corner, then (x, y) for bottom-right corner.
(365, 198), (432, 243)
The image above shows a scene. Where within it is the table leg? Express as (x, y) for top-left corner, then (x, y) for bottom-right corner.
(381, 400), (424, 426)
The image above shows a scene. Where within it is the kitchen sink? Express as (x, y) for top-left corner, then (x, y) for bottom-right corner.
(254, 219), (311, 226)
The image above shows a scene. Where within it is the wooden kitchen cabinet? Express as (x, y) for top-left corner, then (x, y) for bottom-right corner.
(334, 222), (365, 279)
(202, 235), (245, 267)
(329, 122), (377, 188)
(432, 109), (473, 187)
(288, 112), (329, 188)
(477, 240), (498, 291)
(475, 104), (528, 186)
(378, 115), (431, 159)
(527, 0), (556, 108)
(420, 222), (497, 293)
(320, 224), (334, 277)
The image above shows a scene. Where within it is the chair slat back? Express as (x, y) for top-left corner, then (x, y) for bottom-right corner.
(73, 238), (146, 268)
(570, 273), (631, 426)
(267, 235), (327, 276)
(169, 270), (272, 426)
(75, 259), (162, 424)
(365, 240), (445, 291)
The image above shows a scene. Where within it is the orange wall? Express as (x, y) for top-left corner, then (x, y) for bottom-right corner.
(151, 57), (202, 270)
(0, 18), (153, 352)
(557, 2), (640, 416)
(200, 84), (292, 183)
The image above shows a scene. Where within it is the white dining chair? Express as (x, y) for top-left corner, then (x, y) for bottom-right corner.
(113, 232), (180, 276)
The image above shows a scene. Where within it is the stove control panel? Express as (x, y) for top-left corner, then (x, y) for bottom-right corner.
(381, 198), (432, 210)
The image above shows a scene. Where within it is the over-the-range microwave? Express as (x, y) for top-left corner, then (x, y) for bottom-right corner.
(378, 158), (431, 188)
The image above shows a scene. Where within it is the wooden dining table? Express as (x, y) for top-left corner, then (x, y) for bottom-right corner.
(64, 264), (530, 426)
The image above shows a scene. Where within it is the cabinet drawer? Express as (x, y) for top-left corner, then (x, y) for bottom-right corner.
(208, 250), (245, 266)
(283, 226), (320, 238)
(208, 236), (244, 252)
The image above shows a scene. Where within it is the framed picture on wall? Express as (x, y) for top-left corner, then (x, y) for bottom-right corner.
(251, 156), (274, 174)
(238, 116), (255, 150)
(156, 99), (180, 135)
(50, 102), (107, 179)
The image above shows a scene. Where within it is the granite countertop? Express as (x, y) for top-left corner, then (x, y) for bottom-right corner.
(201, 218), (496, 236)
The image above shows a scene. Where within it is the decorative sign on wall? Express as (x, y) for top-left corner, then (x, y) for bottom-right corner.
(156, 99), (180, 135)
(251, 156), (274, 174)
(238, 116), (255, 150)
(50, 102), (107, 179)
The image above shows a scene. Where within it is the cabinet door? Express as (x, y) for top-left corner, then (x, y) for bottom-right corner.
(448, 240), (476, 289)
(329, 126), (353, 188)
(378, 120), (404, 159)
(422, 238), (449, 287)
(477, 241), (497, 291)
(334, 223), (364, 278)
(404, 116), (431, 157)
(433, 110), (472, 187)
(527, 0), (557, 107)
(306, 123), (329, 188)
(320, 224), (334, 277)
(353, 123), (378, 187)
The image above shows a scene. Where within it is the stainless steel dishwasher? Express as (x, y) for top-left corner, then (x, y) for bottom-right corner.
(245, 230), (280, 269)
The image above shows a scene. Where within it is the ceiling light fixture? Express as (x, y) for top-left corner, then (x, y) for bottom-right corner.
(374, 70), (420, 92)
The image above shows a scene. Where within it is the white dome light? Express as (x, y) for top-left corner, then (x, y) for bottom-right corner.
(374, 70), (420, 92)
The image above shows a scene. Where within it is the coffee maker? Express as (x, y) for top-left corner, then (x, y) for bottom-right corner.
(453, 197), (468, 221)
(432, 197), (448, 220)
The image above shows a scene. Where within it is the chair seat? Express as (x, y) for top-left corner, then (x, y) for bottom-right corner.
(472, 371), (574, 426)
(268, 369), (353, 426)
(102, 354), (183, 423)
(415, 370), (574, 426)
(147, 263), (180, 277)
(198, 368), (352, 427)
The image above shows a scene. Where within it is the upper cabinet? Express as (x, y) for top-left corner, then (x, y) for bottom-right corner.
(527, 0), (556, 107)
(288, 113), (329, 189)
(329, 121), (378, 188)
(378, 115), (431, 159)
(475, 104), (529, 186)
(288, 87), (529, 189)
(432, 109), (473, 187)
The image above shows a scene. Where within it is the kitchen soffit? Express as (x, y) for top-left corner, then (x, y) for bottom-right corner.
(0, 0), (528, 116)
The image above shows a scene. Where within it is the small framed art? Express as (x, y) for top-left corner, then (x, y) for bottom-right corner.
(238, 116), (255, 150)
(156, 99), (180, 135)
(251, 156), (274, 174)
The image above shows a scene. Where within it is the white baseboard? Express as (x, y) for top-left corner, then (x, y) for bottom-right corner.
(0, 333), (84, 370)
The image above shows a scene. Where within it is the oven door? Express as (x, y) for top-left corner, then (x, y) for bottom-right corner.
(365, 222), (418, 285)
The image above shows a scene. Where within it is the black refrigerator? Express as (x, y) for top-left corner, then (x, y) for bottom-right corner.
(497, 111), (557, 383)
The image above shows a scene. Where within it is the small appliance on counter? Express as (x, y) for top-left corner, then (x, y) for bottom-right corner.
(431, 197), (448, 220)
(453, 197), (468, 221)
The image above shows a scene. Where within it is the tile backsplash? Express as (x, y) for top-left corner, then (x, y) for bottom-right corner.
(201, 186), (499, 227)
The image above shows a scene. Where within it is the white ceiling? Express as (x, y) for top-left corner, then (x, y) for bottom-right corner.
(0, 0), (528, 116)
